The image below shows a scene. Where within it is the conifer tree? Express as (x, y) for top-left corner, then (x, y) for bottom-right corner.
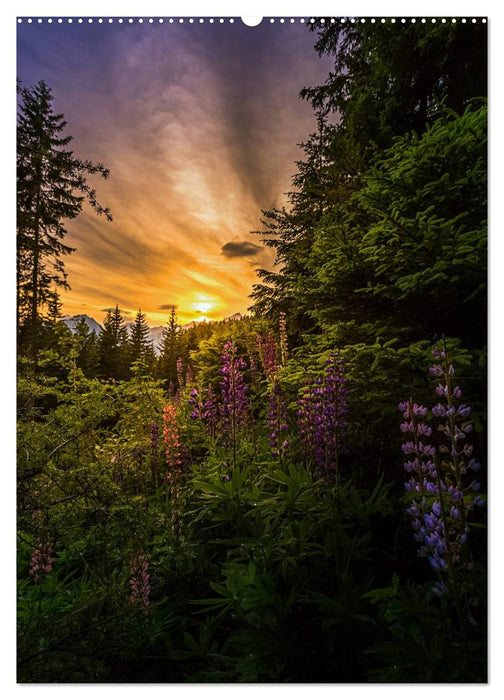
(98, 306), (129, 380)
(158, 307), (181, 387)
(250, 21), (487, 340)
(17, 79), (112, 363)
(128, 309), (155, 374)
(73, 318), (100, 378)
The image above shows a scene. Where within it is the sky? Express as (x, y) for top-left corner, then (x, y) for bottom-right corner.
(17, 18), (333, 326)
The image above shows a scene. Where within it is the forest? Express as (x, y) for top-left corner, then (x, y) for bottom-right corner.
(17, 20), (487, 683)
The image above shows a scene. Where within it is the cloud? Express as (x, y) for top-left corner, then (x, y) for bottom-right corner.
(101, 307), (130, 314)
(17, 22), (331, 325)
(221, 241), (263, 258)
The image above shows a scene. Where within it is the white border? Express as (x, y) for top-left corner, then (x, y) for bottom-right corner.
(2, 2), (501, 698)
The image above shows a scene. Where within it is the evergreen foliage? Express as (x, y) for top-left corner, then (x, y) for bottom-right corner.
(158, 307), (181, 387)
(128, 309), (156, 373)
(17, 80), (111, 363)
(98, 306), (130, 380)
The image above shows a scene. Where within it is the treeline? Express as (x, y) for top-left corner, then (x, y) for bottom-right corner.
(47, 305), (216, 386)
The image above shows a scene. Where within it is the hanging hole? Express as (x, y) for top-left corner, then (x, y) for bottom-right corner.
(241, 17), (263, 27)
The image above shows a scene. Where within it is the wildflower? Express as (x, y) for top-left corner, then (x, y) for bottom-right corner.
(29, 542), (54, 582)
(256, 333), (278, 380)
(162, 403), (186, 536)
(279, 312), (289, 366)
(129, 552), (151, 608)
(268, 377), (289, 460)
(219, 340), (250, 435)
(400, 348), (485, 590)
(296, 352), (348, 481)
(163, 403), (182, 474)
(188, 386), (219, 438)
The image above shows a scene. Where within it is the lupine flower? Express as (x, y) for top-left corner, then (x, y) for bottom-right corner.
(129, 552), (151, 608)
(268, 377), (289, 460)
(219, 341), (250, 468)
(257, 333), (278, 380)
(163, 403), (185, 539)
(279, 312), (288, 366)
(188, 386), (219, 438)
(29, 542), (54, 582)
(163, 403), (182, 474)
(400, 348), (485, 594)
(296, 352), (348, 481)
(219, 341), (250, 434)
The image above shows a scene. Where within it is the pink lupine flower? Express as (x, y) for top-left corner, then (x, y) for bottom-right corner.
(129, 552), (151, 608)
(163, 403), (182, 475)
(29, 542), (54, 583)
(257, 332), (278, 380)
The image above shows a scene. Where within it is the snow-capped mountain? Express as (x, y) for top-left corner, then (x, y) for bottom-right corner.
(62, 314), (102, 335)
(148, 326), (164, 353)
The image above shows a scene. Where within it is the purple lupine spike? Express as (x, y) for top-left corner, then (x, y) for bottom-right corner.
(219, 342), (250, 469)
(268, 377), (289, 460)
(188, 385), (219, 439)
(219, 341), (250, 432)
(257, 332), (278, 380)
(400, 349), (485, 594)
(296, 352), (348, 481)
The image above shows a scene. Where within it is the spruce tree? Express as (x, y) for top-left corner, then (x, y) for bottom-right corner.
(128, 309), (155, 374)
(73, 318), (100, 378)
(98, 306), (129, 380)
(17, 79), (112, 364)
(158, 307), (181, 387)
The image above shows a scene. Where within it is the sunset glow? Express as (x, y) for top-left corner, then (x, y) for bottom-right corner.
(17, 20), (332, 327)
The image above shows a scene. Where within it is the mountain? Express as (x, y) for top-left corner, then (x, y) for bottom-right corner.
(148, 326), (164, 353)
(223, 313), (243, 323)
(62, 314), (102, 335)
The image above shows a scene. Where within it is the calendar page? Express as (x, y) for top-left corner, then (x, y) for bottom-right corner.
(16, 13), (488, 684)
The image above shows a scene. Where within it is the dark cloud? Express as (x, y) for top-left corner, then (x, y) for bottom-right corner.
(101, 307), (130, 314)
(222, 241), (263, 258)
(158, 304), (178, 310)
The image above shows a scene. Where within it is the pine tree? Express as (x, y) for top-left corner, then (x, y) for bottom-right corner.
(128, 309), (155, 374)
(98, 306), (129, 380)
(158, 307), (181, 387)
(45, 290), (63, 325)
(73, 318), (100, 378)
(17, 79), (112, 364)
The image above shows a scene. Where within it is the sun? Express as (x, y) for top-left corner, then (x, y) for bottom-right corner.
(194, 301), (213, 315)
